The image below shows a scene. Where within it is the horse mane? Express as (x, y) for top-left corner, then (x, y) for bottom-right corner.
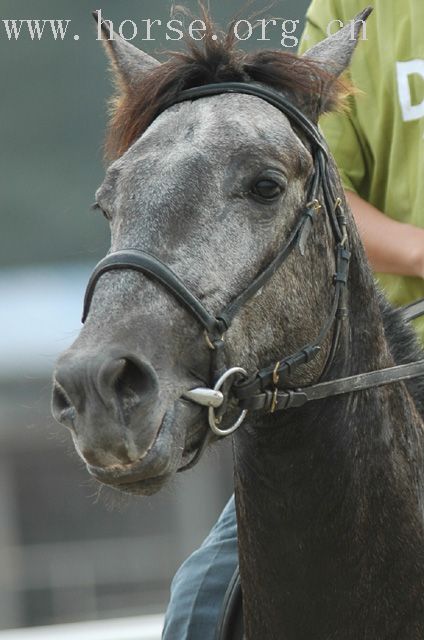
(105, 8), (349, 161)
(378, 291), (424, 417)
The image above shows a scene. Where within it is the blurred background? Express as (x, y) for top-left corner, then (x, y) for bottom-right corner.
(0, 0), (309, 632)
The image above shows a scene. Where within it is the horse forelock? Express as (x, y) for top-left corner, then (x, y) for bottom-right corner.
(104, 7), (350, 162)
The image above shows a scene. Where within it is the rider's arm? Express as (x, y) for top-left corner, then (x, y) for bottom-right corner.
(345, 189), (424, 279)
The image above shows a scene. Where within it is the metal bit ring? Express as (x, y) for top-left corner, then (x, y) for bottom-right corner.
(208, 367), (248, 436)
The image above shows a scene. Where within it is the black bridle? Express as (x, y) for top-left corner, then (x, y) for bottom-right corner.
(83, 82), (424, 467)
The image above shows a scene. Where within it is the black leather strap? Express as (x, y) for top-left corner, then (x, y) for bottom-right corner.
(83, 195), (322, 336)
(239, 358), (424, 412)
(218, 201), (319, 330)
(234, 245), (350, 399)
(215, 567), (243, 640)
(157, 82), (328, 156)
(82, 249), (225, 336)
(401, 297), (424, 322)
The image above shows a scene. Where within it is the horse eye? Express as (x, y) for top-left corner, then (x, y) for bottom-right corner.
(251, 179), (283, 201)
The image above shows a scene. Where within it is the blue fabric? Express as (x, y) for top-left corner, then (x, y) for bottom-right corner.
(162, 494), (238, 640)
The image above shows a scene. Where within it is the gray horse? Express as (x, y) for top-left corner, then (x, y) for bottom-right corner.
(52, 9), (424, 639)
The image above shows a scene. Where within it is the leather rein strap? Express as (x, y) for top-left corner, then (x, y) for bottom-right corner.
(82, 81), (424, 444)
(240, 358), (424, 413)
(401, 297), (424, 322)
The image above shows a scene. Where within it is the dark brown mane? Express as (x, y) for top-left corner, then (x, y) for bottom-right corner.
(105, 8), (347, 161)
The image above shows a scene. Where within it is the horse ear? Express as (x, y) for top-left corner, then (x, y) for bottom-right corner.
(93, 11), (160, 89)
(302, 7), (372, 114)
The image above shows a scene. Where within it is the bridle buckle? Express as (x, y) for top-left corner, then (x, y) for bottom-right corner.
(270, 388), (279, 413)
(204, 330), (225, 351)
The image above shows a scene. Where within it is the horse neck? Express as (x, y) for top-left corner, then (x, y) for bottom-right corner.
(233, 226), (424, 639)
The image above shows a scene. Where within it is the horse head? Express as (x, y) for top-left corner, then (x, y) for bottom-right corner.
(52, 9), (370, 494)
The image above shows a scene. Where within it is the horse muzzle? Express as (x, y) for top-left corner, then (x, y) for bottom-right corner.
(52, 347), (163, 468)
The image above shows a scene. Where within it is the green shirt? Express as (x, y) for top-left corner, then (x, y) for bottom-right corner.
(298, 0), (424, 341)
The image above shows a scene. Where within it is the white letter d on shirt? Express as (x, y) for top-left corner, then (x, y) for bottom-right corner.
(396, 60), (424, 122)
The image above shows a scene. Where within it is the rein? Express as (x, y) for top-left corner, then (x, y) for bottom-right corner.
(82, 81), (424, 469)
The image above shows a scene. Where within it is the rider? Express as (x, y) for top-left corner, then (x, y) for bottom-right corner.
(299, 0), (424, 343)
(162, 0), (424, 637)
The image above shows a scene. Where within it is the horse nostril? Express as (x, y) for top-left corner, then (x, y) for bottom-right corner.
(99, 357), (158, 415)
(52, 382), (77, 428)
(52, 352), (159, 434)
(116, 359), (156, 395)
